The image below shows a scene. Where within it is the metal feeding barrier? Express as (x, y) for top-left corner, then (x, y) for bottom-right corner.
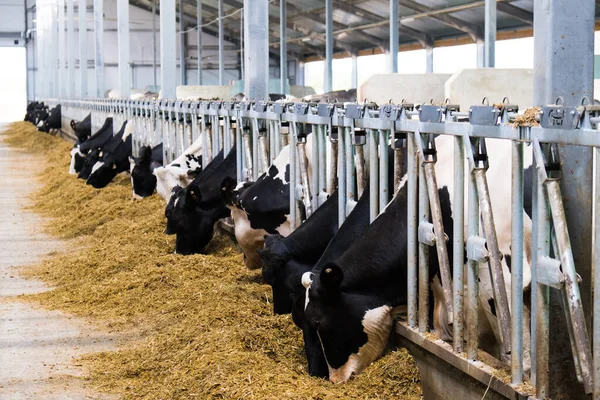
(42, 95), (600, 399)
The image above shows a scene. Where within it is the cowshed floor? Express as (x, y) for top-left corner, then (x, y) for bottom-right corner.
(0, 123), (115, 399)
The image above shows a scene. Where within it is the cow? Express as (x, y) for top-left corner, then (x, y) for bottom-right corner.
(153, 136), (203, 202)
(130, 143), (164, 199)
(297, 135), (534, 382)
(258, 148), (398, 316)
(300, 181), (453, 383)
(165, 146), (236, 255)
(38, 104), (62, 133)
(70, 113), (92, 144)
(86, 121), (133, 189)
(257, 190), (339, 315)
(24, 101), (41, 123)
(69, 117), (114, 175)
(221, 135), (314, 270)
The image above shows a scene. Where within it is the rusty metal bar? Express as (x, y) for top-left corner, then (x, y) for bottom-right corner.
(297, 139), (313, 219)
(510, 140), (524, 384)
(417, 131), (430, 333)
(453, 135), (465, 354)
(407, 132), (418, 329)
(416, 133), (454, 325)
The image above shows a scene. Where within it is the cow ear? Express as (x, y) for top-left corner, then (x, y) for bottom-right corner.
(220, 177), (237, 205)
(320, 263), (344, 291)
(70, 120), (76, 130)
(186, 184), (202, 204)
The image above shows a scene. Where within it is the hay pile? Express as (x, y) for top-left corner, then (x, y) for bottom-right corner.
(3, 122), (422, 399)
(511, 107), (541, 128)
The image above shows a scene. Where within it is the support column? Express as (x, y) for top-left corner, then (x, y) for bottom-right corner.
(297, 59), (304, 86)
(79, 0), (87, 97)
(324, 0), (332, 92)
(152, 0), (157, 89)
(94, 0), (104, 97)
(243, 0), (268, 100)
(196, 0), (202, 85)
(218, 0), (224, 85)
(51, 1), (59, 97)
(425, 46), (433, 73)
(59, 0), (66, 97)
(179, 0), (186, 85)
(389, 0), (398, 73)
(67, 0), (75, 97)
(533, 0), (594, 398)
(160, 0), (176, 98)
(351, 53), (358, 89)
(484, 0), (496, 67)
(476, 39), (484, 68)
(117, 0), (130, 98)
(279, 0), (287, 94)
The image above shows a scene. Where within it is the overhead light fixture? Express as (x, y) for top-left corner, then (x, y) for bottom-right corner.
(301, 37), (311, 42)
(403, 17), (415, 23)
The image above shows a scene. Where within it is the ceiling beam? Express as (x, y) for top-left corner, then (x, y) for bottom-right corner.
(496, 2), (533, 25)
(332, 0), (432, 48)
(398, 0), (481, 41)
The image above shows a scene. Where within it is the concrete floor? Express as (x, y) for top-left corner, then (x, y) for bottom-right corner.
(0, 123), (115, 399)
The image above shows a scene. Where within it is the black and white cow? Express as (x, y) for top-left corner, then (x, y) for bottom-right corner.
(130, 143), (164, 199)
(70, 117), (114, 175)
(300, 182), (454, 383)
(70, 113), (92, 144)
(24, 102), (40, 123)
(38, 104), (61, 133)
(297, 135), (533, 382)
(222, 136), (314, 270)
(256, 190), (339, 315)
(86, 121), (133, 189)
(165, 146), (236, 255)
(153, 137), (203, 202)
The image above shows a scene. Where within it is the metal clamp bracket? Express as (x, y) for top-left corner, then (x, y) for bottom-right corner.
(540, 99), (580, 130)
(466, 235), (489, 262)
(419, 104), (443, 123)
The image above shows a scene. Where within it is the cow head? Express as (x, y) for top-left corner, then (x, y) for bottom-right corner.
(86, 161), (118, 189)
(70, 120), (77, 131)
(258, 234), (296, 314)
(165, 184), (228, 255)
(130, 146), (158, 199)
(302, 264), (395, 384)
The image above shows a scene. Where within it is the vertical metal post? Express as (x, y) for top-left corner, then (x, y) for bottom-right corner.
(368, 129), (379, 222)
(425, 47), (433, 73)
(533, 148), (550, 398)
(179, 0), (186, 85)
(161, 0), (177, 99)
(351, 53), (358, 89)
(297, 60), (305, 86)
(407, 131), (418, 328)
(417, 134), (430, 333)
(117, 0), (130, 98)
(218, 0), (224, 85)
(196, 0), (202, 85)
(594, 145), (600, 399)
(239, 9), (243, 81)
(534, 1), (594, 397)
(51, 1), (58, 97)
(243, 0), (268, 100)
(379, 130), (389, 209)
(337, 126), (346, 227)
(67, 0), (75, 97)
(58, 0), (68, 98)
(279, 0), (287, 94)
(452, 136), (464, 353)
(476, 39), (484, 68)
(511, 140), (524, 384)
(484, 0), (496, 68)
(152, 0), (157, 89)
(324, 0), (333, 93)
(466, 152), (479, 360)
(388, 0), (398, 73)
(94, 0), (104, 97)
(79, 0), (87, 97)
